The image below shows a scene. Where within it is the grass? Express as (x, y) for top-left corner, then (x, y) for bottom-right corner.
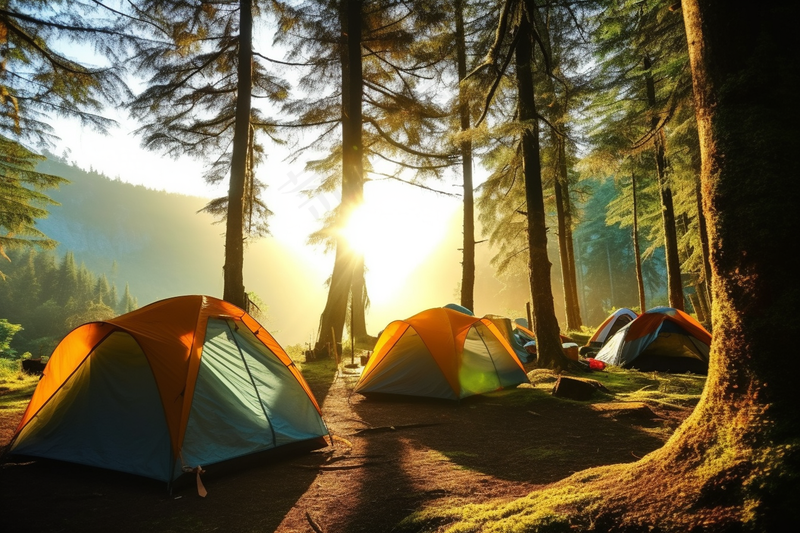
(583, 365), (706, 409)
(397, 477), (606, 533)
(0, 359), (40, 411)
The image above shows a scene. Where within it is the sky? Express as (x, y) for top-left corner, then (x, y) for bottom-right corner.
(43, 20), (531, 346)
(48, 114), (522, 346)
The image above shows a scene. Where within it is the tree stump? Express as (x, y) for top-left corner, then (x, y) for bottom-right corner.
(552, 376), (608, 401)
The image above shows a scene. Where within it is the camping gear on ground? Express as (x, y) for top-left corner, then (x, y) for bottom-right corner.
(484, 314), (535, 363)
(354, 307), (529, 400)
(586, 358), (606, 371)
(510, 320), (578, 362)
(594, 307), (711, 374)
(8, 295), (329, 486)
(579, 308), (638, 357)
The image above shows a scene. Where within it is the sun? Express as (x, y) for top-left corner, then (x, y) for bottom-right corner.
(337, 183), (459, 307)
(340, 204), (373, 256)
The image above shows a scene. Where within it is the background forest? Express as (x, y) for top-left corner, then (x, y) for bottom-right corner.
(2, 0), (710, 361)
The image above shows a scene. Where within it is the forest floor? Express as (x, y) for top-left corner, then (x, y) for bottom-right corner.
(0, 358), (702, 533)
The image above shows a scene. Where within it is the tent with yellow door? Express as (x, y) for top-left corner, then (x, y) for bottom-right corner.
(9, 295), (329, 485)
(355, 308), (529, 400)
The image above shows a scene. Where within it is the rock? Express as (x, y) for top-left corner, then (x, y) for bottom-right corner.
(21, 358), (46, 376)
(551, 376), (608, 401)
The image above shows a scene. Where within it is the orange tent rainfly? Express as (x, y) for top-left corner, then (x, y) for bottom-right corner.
(594, 306), (711, 374)
(9, 295), (329, 486)
(354, 308), (529, 400)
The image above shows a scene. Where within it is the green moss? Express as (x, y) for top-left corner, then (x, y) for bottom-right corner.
(399, 484), (602, 533)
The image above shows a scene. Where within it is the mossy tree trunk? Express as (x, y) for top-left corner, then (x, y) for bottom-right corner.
(590, 2), (800, 528)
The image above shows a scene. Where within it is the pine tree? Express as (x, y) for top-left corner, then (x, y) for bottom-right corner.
(1, 1), (129, 275)
(274, 0), (453, 353)
(128, 0), (283, 308)
(586, 0), (699, 311)
(0, 139), (66, 279)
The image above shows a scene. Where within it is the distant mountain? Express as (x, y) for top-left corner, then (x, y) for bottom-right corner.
(35, 156), (326, 346)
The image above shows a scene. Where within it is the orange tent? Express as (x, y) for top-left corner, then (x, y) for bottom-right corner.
(595, 307), (711, 373)
(355, 308), (529, 400)
(579, 308), (638, 357)
(10, 295), (328, 484)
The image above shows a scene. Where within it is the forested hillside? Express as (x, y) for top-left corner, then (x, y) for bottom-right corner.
(36, 156), (225, 302)
(19, 157), (323, 345)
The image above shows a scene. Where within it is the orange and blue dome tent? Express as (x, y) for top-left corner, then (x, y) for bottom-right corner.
(354, 308), (529, 400)
(579, 307), (639, 357)
(8, 295), (329, 486)
(594, 307), (711, 374)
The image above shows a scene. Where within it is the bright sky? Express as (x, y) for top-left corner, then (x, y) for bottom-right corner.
(44, 20), (523, 346)
(51, 114), (473, 346)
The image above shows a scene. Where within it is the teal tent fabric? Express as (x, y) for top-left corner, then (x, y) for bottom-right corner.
(443, 303), (474, 316)
(11, 332), (173, 481)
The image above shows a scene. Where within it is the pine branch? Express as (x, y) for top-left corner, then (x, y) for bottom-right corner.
(369, 174), (461, 197)
(364, 118), (455, 161)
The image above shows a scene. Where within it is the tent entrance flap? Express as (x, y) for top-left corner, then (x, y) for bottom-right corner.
(181, 319), (275, 469)
(180, 319), (330, 471)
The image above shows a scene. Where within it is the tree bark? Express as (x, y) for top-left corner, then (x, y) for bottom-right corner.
(561, 175), (582, 328)
(315, 0), (364, 356)
(350, 255), (367, 341)
(695, 177), (713, 309)
(631, 170), (646, 312)
(554, 136), (581, 329)
(644, 55), (684, 310)
(222, 0), (253, 309)
(515, 11), (568, 370)
(455, 0), (475, 314)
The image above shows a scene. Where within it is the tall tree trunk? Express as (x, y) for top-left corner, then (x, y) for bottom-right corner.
(631, 170), (646, 312)
(605, 239), (615, 305)
(350, 256), (367, 341)
(315, 0), (364, 356)
(515, 12), (567, 370)
(455, 0), (475, 313)
(644, 55), (684, 310)
(554, 136), (581, 329)
(222, 0), (253, 309)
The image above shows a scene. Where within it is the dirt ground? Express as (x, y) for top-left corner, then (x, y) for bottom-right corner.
(0, 363), (694, 533)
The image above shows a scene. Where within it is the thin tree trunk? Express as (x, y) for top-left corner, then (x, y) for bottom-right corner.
(554, 136), (580, 329)
(222, 0), (252, 308)
(695, 178), (713, 308)
(644, 55), (684, 310)
(316, 0), (364, 356)
(605, 239), (615, 305)
(351, 256), (367, 341)
(631, 170), (646, 312)
(515, 12), (567, 370)
(455, 0), (475, 313)
(562, 175), (582, 328)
